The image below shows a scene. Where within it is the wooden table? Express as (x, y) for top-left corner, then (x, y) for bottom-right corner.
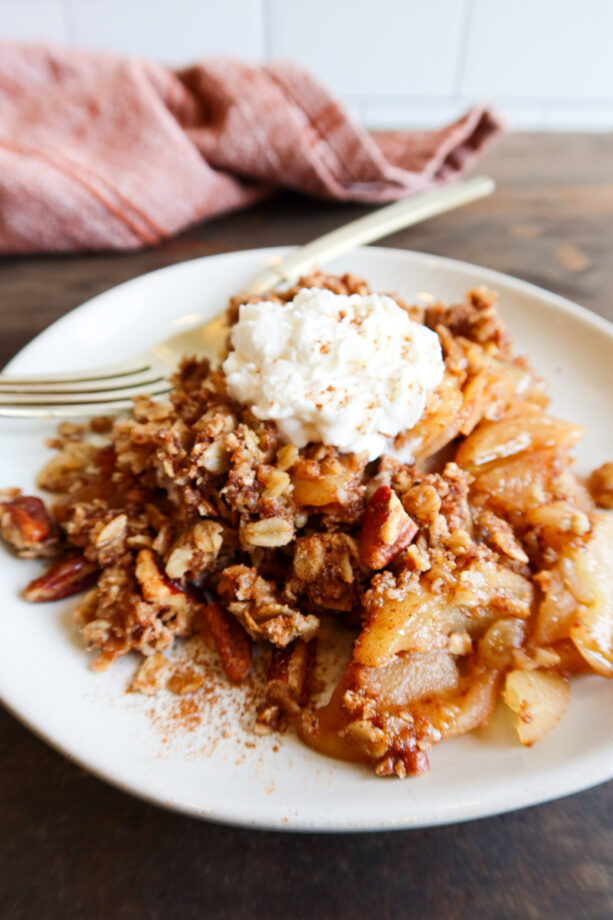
(1, 134), (612, 920)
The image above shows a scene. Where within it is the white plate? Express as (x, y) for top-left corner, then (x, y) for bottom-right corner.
(1, 247), (612, 831)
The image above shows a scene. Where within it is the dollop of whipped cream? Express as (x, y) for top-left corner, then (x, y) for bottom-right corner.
(222, 287), (444, 460)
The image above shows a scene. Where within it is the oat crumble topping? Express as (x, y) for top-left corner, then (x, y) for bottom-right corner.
(2, 271), (612, 778)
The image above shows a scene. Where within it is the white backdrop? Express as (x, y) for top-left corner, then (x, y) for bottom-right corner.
(2, 0), (612, 130)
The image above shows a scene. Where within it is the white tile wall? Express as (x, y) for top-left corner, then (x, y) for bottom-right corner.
(66, 0), (264, 63)
(1, 0), (612, 130)
(268, 0), (467, 98)
(462, 0), (613, 100)
(0, 0), (66, 41)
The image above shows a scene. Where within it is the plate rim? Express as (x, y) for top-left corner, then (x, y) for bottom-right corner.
(2, 245), (613, 832)
(6, 246), (613, 375)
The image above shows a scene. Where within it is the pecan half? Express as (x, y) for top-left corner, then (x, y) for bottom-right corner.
(359, 485), (418, 569)
(0, 495), (61, 558)
(24, 553), (99, 602)
(202, 601), (253, 683)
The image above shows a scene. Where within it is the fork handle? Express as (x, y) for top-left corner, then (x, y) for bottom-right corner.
(243, 175), (495, 296)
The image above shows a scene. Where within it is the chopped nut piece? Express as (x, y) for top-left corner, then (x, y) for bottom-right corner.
(402, 483), (441, 526)
(95, 514), (127, 547)
(359, 485), (418, 569)
(288, 532), (363, 612)
(203, 601), (253, 683)
(89, 416), (113, 434)
(130, 653), (172, 695)
(218, 564), (318, 647)
(446, 529), (473, 555)
(258, 612), (319, 647)
(200, 440), (230, 474)
(569, 511), (591, 536)
(403, 542), (431, 573)
(135, 549), (186, 608)
(375, 750), (429, 778)
(193, 520), (224, 554)
(476, 509), (528, 563)
(167, 667), (206, 695)
(343, 720), (388, 759)
(35, 442), (92, 492)
(589, 461), (613, 509)
(264, 639), (317, 716)
(152, 523), (174, 558)
(255, 705), (282, 733)
(293, 538), (325, 581)
(164, 545), (193, 580)
(165, 520), (223, 579)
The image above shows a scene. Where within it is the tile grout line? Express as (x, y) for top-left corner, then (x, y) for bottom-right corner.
(261, 0), (272, 60)
(58, 0), (75, 43)
(453, 0), (474, 100)
(342, 94), (613, 107)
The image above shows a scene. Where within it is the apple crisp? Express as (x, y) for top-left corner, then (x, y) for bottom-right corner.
(2, 272), (612, 778)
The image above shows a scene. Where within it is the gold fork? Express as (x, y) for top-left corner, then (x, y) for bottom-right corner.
(0, 176), (494, 418)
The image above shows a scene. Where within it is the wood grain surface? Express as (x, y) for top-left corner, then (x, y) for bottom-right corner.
(1, 133), (612, 920)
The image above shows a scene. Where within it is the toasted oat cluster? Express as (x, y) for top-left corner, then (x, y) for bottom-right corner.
(2, 272), (612, 778)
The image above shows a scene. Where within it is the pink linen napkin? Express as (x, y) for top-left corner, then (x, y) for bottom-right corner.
(0, 44), (502, 254)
